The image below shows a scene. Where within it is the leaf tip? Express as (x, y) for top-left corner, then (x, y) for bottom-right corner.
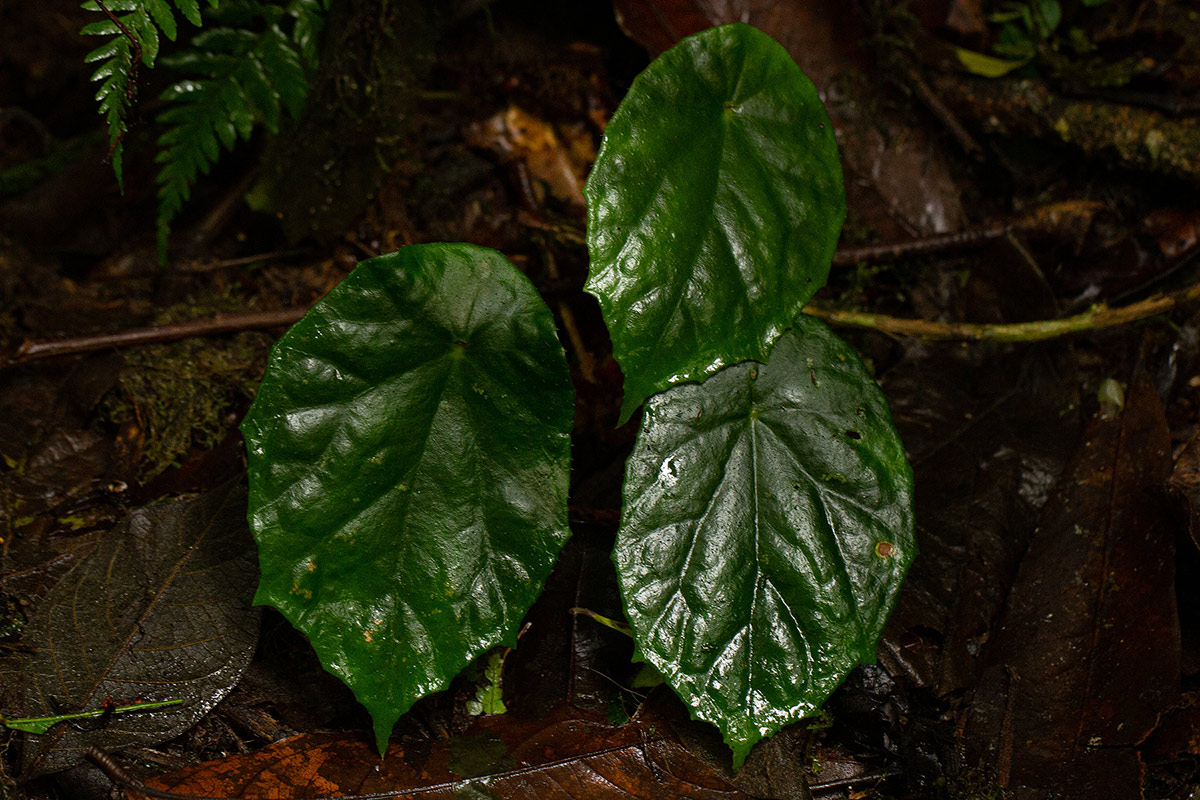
(371, 713), (397, 759)
(727, 734), (756, 770)
(616, 394), (640, 427)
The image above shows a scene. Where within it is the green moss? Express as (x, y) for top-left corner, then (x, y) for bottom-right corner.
(1051, 101), (1200, 180)
(102, 294), (271, 479)
(951, 768), (1010, 800)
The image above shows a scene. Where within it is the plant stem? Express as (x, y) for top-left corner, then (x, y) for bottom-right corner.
(8, 272), (1199, 368)
(3, 699), (182, 734)
(805, 280), (1200, 341)
(4, 309), (305, 367)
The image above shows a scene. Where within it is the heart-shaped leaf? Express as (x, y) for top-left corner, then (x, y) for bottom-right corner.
(585, 23), (845, 423)
(242, 244), (574, 754)
(614, 316), (914, 765)
(18, 481), (259, 777)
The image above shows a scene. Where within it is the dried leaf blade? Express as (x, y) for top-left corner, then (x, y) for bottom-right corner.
(139, 705), (751, 799)
(19, 481), (260, 777)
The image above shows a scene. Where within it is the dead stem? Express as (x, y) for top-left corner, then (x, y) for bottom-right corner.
(5, 309), (306, 367)
(805, 280), (1200, 341)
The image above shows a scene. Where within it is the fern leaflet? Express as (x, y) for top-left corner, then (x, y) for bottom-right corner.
(154, 0), (327, 261)
(80, 0), (217, 190)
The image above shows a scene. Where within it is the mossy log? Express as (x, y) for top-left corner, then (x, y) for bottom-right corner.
(932, 74), (1200, 183)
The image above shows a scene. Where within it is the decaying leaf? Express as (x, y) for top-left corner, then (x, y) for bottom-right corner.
(961, 370), (1180, 798)
(134, 704), (752, 800)
(17, 481), (260, 778)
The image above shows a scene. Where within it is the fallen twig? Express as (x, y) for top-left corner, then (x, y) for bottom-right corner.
(906, 65), (985, 162)
(832, 222), (1008, 266)
(4, 309), (306, 367)
(518, 200), (1104, 267)
(832, 199), (1104, 266)
(9, 221), (1188, 366)
(805, 279), (1200, 341)
(810, 768), (903, 794)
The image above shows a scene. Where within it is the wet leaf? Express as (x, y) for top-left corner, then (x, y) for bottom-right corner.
(135, 704), (751, 800)
(585, 24), (844, 423)
(1169, 428), (1200, 552)
(615, 317), (914, 765)
(953, 47), (1029, 77)
(962, 371), (1180, 798)
(466, 649), (507, 716)
(18, 481), (260, 777)
(608, 2), (965, 239)
(877, 342), (1081, 694)
(242, 244), (574, 755)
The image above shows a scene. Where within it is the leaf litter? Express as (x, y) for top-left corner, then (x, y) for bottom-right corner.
(16, 481), (260, 778)
(960, 363), (1180, 798)
(2, 2), (1200, 798)
(130, 704), (750, 800)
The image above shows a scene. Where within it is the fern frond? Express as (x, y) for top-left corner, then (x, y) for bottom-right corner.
(84, 35), (134, 187)
(289, 0), (330, 67)
(80, 0), (217, 189)
(154, 3), (324, 261)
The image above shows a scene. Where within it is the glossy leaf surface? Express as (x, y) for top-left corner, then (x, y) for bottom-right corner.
(585, 23), (845, 422)
(242, 244), (574, 755)
(19, 481), (259, 777)
(615, 317), (914, 765)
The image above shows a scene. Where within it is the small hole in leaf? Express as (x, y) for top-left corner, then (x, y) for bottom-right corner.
(846, 430), (861, 440)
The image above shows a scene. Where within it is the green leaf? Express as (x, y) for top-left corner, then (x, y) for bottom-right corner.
(585, 23), (844, 423)
(243, 244), (574, 756)
(1031, 0), (1062, 37)
(614, 316), (915, 766)
(954, 46), (1030, 77)
(146, 0), (178, 40)
(175, 0), (202, 26)
(995, 22), (1037, 61)
(466, 650), (508, 716)
(153, 7), (322, 262)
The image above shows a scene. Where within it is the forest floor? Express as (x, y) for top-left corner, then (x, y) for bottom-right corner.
(1, 1), (1199, 798)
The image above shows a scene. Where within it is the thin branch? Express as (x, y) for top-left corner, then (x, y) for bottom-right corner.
(5, 309), (306, 367)
(906, 65), (984, 161)
(518, 200), (1104, 268)
(810, 768), (902, 794)
(832, 222), (1008, 266)
(9, 237), (1191, 367)
(833, 199), (1105, 266)
(805, 280), (1200, 342)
